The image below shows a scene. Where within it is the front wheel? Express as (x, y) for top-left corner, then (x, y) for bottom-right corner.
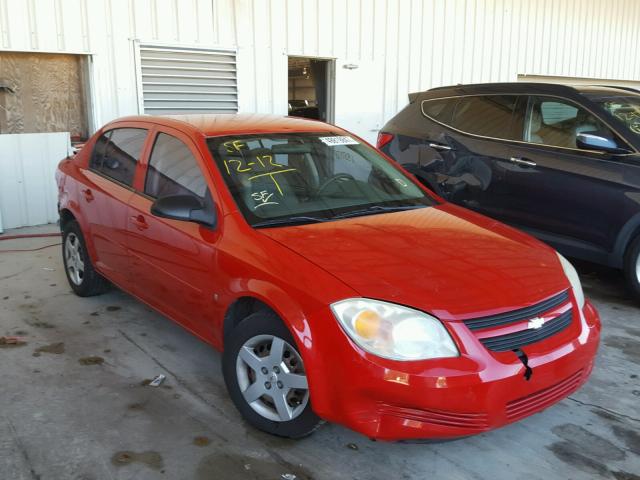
(222, 311), (322, 438)
(624, 235), (640, 301)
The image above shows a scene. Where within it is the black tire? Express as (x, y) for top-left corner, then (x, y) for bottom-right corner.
(62, 220), (110, 297)
(222, 310), (322, 438)
(624, 235), (640, 301)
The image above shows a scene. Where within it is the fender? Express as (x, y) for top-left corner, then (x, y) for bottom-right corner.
(221, 275), (354, 419)
(57, 159), (100, 265)
(611, 211), (640, 267)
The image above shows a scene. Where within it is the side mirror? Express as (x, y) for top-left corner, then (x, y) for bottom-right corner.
(151, 194), (216, 228)
(576, 131), (631, 154)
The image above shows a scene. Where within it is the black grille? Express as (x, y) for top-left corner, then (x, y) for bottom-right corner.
(463, 290), (570, 331)
(479, 310), (573, 352)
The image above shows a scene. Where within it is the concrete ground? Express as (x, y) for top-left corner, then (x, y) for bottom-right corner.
(0, 224), (638, 480)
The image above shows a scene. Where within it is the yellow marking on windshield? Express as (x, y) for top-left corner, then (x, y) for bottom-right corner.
(248, 168), (298, 196)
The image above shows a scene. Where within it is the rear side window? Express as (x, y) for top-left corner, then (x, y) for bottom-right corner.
(451, 95), (518, 139)
(90, 128), (147, 187)
(144, 133), (207, 199)
(421, 98), (457, 125)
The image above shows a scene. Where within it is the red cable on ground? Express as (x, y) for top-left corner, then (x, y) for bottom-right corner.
(0, 232), (61, 241)
(0, 243), (62, 253)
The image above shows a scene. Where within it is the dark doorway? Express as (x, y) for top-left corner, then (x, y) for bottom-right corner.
(288, 57), (334, 122)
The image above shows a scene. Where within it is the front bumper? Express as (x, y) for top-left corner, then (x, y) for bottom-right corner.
(308, 300), (600, 441)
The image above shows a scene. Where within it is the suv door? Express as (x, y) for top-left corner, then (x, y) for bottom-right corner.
(497, 94), (640, 258)
(410, 95), (522, 218)
(126, 128), (222, 342)
(82, 127), (148, 287)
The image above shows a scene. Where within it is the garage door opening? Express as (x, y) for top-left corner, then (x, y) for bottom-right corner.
(288, 57), (334, 122)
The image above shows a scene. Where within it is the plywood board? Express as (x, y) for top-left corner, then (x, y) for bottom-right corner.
(0, 52), (87, 138)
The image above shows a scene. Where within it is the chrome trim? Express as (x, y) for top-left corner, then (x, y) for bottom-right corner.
(428, 142), (452, 151)
(509, 157), (537, 167)
(420, 93), (639, 156)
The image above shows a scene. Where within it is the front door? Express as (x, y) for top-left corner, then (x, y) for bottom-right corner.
(126, 128), (222, 343)
(496, 95), (640, 256)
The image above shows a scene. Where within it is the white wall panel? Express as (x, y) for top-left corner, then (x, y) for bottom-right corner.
(2, 0), (638, 138)
(2, 0), (640, 227)
(0, 133), (70, 231)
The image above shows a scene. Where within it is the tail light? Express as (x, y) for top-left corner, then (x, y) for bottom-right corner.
(376, 132), (394, 149)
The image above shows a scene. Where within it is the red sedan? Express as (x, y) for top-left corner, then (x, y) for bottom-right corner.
(55, 114), (600, 440)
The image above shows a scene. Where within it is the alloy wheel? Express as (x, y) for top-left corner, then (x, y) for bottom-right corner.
(64, 233), (85, 286)
(235, 334), (309, 422)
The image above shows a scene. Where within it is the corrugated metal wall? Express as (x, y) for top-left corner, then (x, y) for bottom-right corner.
(1, 0), (639, 141)
(1, 0), (640, 229)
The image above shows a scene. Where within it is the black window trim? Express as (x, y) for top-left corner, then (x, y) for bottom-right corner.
(420, 93), (638, 156)
(88, 127), (148, 191)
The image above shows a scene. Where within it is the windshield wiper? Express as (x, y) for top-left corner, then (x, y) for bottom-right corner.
(252, 216), (328, 228)
(331, 205), (426, 220)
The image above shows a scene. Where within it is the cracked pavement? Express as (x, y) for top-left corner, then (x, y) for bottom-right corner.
(0, 225), (639, 480)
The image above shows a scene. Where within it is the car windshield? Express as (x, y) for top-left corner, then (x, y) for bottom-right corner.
(207, 132), (434, 227)
(586, 93), (640, 138)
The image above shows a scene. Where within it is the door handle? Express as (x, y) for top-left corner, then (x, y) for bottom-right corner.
(81, 188), (94, 202)
(428, 142), (452, 152)
(130, 214), (149, 231)
(509, 157), (537, 167)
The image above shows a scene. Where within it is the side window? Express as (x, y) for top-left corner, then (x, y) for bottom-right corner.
(421, 98), (457, 125)
(522, 96), (615, 149)
(90, 128), (147, 187)
(145, 133), (207, 199)
(451, 95), (518, 139)
(90, 131), (111, 170)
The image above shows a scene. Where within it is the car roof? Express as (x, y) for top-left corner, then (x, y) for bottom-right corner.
(416, 82), (640, 100)
(112, 113), (341, 137)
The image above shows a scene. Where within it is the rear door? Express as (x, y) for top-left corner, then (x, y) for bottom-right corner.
(496, 94), (640, 256)
(81, 126), (148, 287)
(126, 127), (222, 342)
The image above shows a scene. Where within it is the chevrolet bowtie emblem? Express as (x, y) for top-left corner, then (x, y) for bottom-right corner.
(528, 317), (546, 329)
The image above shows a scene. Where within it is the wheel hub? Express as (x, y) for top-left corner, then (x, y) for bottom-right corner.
(236, 334), (309, 422)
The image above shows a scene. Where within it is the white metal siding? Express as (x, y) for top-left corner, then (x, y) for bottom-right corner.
(2, 0), (639, 141)
(2, 0), (640, 228)
(0, 132), (70, 231)
(137, 44), (238, 114)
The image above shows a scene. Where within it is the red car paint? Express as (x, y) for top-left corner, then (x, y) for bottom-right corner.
(56, 114), (600, 440)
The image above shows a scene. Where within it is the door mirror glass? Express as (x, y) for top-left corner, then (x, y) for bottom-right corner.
(151, 194), (216, 227)
(576, 131), (631, 154)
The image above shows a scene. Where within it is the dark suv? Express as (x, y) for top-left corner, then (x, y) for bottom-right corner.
(378, 83), (640, 299)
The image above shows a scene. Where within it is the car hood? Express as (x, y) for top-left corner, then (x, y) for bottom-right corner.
(259, 204), (569, 321)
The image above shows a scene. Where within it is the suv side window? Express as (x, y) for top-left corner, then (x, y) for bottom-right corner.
(451, 95), (519, 139)
(422, 98), (457, 125)
(522, 96), (616, 149)
(90, 128), (147, 187)
(145, 133), (207, 199)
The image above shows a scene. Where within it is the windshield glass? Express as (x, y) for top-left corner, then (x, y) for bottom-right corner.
(586, 93), (640, 138)
(207, 133), (434, 227)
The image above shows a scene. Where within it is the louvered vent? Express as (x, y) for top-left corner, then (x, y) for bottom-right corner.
(138, 44), (238, 114)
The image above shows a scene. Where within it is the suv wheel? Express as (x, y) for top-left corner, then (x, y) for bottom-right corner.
(222, 310), (322, 438)
(624, 235), (640, 301)
(62, 220), (110, 297)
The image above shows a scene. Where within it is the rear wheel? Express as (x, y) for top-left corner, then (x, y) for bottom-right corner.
(624, 235), (640, 301)
(62, 221), (110, 297)
(222, 310), (322, 438)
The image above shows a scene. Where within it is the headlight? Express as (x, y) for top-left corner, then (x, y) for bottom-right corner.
(556, 253), (585, 309)
(330, 298), (459, 361)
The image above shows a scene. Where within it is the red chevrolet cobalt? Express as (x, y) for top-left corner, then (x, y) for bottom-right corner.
(56, 114), (600, 440)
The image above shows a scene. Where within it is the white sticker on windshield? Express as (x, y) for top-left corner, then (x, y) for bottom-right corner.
(319, 136), (359, 146)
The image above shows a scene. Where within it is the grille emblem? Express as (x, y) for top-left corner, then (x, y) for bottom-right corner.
(528, 317), (546, 330)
